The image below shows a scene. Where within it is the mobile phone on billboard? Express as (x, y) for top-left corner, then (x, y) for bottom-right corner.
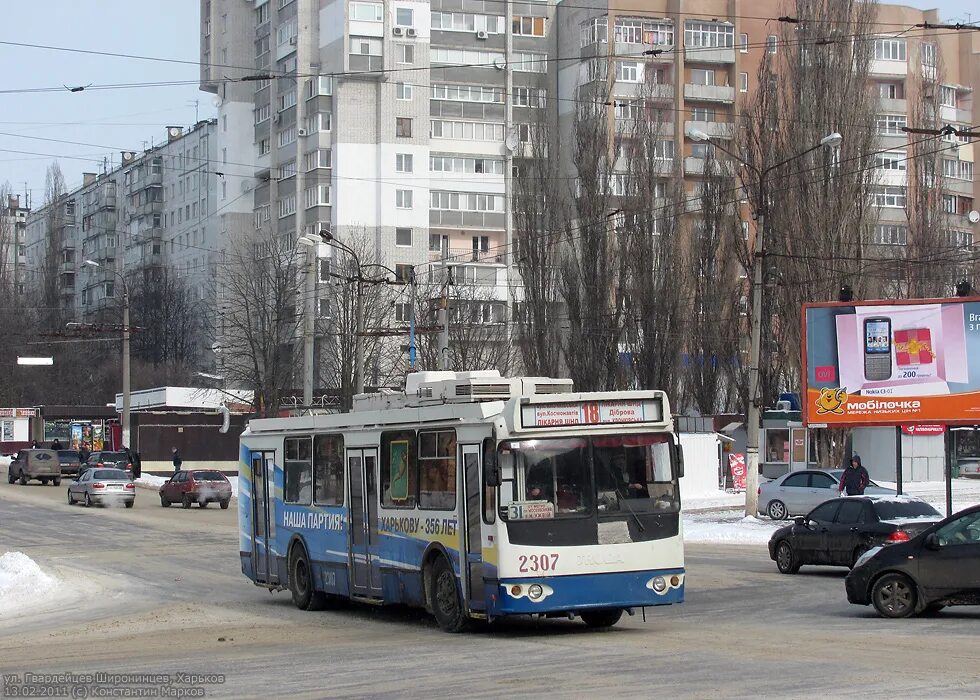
(863, 317), (892, 381)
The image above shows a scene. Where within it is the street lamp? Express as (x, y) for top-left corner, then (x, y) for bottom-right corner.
(683, 128), (842, 518)
(83, 259), (131, 450)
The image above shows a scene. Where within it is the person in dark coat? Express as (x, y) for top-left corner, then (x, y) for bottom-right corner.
(839, 454), (870, 496)
(172, 447), (182, 472)
(122, 446), (141, 479)
(79, 441), (90, 464)
(31, 439), (39, 448)
(51, 438), (62, 450)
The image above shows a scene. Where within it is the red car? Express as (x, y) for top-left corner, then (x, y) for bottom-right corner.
(159, 470), (232, 509)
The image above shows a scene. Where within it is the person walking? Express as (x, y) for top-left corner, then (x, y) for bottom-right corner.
(839, 454), (870, 496)
(172, 447), (183, 473)
(51, 438), (62, 450)
(79, 441), (91, 464)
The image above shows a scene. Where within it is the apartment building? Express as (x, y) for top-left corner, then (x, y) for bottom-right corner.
(555, 0), (978, 278)
(24, 121), (219, 336)
(1, 194), (29, 297)
(200, 0), (556, 364)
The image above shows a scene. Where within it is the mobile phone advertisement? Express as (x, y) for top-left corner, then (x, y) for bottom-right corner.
(803, 299), (980, 425)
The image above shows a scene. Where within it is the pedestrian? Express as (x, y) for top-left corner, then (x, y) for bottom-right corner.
(839, 454), (870, 496)
(79, 441), (90, 464)
(51, 438), (62, 451)
(31, 439), (39, 448)
(172, 447), (182, 473)
(122, 446), (141, 480)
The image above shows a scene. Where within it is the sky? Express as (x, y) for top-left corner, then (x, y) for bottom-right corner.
(0, 0), (976, 207)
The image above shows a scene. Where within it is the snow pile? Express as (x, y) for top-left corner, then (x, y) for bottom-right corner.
(0, 552), (59, 617)
(683, 510), (783, 546)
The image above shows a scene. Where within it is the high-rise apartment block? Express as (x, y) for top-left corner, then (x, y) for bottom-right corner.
(1, 194), (29, 297)
(24, 121), (219, 333)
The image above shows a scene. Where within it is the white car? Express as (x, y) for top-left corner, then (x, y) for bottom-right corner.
(759, 469), (894, 520)
(958, 460), (980, 479)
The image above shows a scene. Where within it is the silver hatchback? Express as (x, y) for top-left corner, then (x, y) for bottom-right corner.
(67, 468), (135, 508)
(759, 469), (894, 520)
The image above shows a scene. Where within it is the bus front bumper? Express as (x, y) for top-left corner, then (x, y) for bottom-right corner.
(489, 568), (685, 616)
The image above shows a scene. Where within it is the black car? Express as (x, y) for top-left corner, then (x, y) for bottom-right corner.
(84, 451), (132, 475)
(845, 505), (980, 618)
(57, 450), (83, 475)
(768, 496), (941, 574)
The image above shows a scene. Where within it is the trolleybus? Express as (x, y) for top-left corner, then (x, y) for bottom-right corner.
(239, 371), (685, 631)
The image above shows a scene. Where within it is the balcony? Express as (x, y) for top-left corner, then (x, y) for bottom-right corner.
(878, 97), (907, 114)
(684, 83), (735, 103)
(348, 54), (384, 75)
(429, 210), (506, 230)
(684, 120), (736, 140)
(684, 157), (736, 176)
(869, 59), (908, 77)
(683, 45), (735, 64)
(429, 247), (507, 265)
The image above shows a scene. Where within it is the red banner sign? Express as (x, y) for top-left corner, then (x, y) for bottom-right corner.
(729, 453), (746, 491)
(901, 424), (946, 436)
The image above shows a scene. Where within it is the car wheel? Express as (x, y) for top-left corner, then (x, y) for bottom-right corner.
(124, 500), (134, 509)
(767, 500), (788, 520)
(580, 609), (624, 629)
(67, 489), (74, 505)
(219, 500), (230, 510)
(85, 493), (92, 507)
(429, 556), (467, 632)
(182, 494), (192, 509)
(19, 473), (28, 485)
(289, 544), (327, 611)
(160, 494), (170, 507)
(872, 573), (917, 618)
(40, 478), (48, 485)
(53, 478), (61, 487)
(775, 540), (801, 574)
(851, 545), (870, 569)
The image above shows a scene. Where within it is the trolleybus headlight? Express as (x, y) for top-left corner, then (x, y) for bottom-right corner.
(528, 584), (544, 600)
(650, 576), (667, 593)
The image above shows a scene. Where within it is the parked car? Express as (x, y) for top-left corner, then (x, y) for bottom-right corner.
(84, 451), (133, 476)
(759, 468), (894, 520)
(159, 469), (232, 509)
(7, 449), (61, 486)
(67, 468), (135, 508)
(57, 450), (83, 476)
(957, 459), (980, 479)
(846, 504), (980, 617)
(769, 496), (942, 573)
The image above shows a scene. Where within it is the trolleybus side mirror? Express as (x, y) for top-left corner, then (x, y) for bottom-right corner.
(673, 443), (685, 479)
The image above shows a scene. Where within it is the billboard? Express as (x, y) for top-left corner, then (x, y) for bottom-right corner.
(803, 298), (980, 426)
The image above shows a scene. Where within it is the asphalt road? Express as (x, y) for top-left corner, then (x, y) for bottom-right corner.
(1, 478), (978, 699)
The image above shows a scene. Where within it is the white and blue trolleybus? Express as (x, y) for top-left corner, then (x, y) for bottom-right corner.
(239, 371), (685, 631)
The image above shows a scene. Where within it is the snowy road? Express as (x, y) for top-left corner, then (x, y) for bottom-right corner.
(1, 477), (979, 699)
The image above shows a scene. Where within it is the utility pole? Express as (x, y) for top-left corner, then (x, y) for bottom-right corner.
(296, 0), (314, 408)
(122, 286), (131, 448)
(503, 0), (515, 351)
(743, 211), (765, 519)
(354, 275), (365, 394)
(439, 239), (450, 370)
(408, 268), (417, 370)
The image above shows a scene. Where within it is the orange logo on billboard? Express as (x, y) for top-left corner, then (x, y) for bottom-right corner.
(815, 387), (848, 415)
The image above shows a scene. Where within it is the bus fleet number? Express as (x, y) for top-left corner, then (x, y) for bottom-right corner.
(518, 553), (559, 573)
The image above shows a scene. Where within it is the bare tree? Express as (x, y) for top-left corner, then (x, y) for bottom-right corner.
(130, 267), (202, 375)
(214, 228), (300, 416)
(40, 163), (68, 329)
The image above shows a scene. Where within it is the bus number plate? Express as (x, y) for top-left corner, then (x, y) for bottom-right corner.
(518, 554), (559, 573)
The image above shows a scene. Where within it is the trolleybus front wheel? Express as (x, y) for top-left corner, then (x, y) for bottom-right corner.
(289, 543), (327, 612)
(580, 609), (623, 629)
(428, 556), (467, 633)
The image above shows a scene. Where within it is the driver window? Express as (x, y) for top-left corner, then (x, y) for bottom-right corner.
(935, 512), (980, 546)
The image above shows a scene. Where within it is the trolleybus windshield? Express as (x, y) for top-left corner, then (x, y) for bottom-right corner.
(498, 434), (679, 521)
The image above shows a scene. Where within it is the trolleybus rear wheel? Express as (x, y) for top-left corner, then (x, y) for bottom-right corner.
(289, 543), (327, 611)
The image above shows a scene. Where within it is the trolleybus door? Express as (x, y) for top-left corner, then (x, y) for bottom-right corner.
(251, 451), (277, 585)
(347, 448), (382, 597)
(461, 444), (486, 608)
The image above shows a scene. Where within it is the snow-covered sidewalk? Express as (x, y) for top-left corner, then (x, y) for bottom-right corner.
(0, 552), (61, 618)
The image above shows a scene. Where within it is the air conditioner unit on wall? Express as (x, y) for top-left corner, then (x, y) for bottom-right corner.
(289, 36), (297, 46)
(392, 26), (404, 36)
(476, 30), (488, 40)
(406, 28), (417, 37)
(297, 128), (307, 136)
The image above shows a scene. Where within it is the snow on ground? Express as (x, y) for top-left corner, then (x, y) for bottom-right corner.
(134, 474), (239, 499)
(684, 511), (782, 545)
(0, 552), (60, 618)
(0, 455), (11, 468)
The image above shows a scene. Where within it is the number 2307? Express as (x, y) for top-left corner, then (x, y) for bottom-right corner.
(518, 554), (559, 573)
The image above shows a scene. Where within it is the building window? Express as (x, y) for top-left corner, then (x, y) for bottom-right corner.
(277, 90), (297, 111)
(739, 72), (748, 92)
(396, 117), (412, 137)
(278, 195), (297, 218)
(875, 151), (906, 171)
(939, 85), (957, 108)
(395, 264), (413, 282)
(873, 225), (907, 246)
(395, 82), (412, 100)
(690, 69), (715, 86)
(395, 227), (412, 246)
(350, 2), (383, 22)
(396, 8), (414, 27)
(616, 61), (641, 82)
(874, 38), (907, 61)
(396, 189), (413, 209)
(876, 113), (907, 135)
(278, 127), (297, 147)
(304, 149), (331, 171)
(513, 87), (545, 108)
(395, 153), (413, 172)
(580, 16), (607, 47)
(690, 107), (716, 122)
(739, 32), (748, 52)
(872, 186), (906, 208)
(430, 191), (503, 212)
(430, 120), (505, 141)
(766, 35), (777, 54)
(431, 83), (503, 103)
(513, 51), (547, 73)
(431, 12), (506, 34)
(305, 185), (330, 208)
(512, 16), (546, 37)
(684, 21), (735, 49)
(394, 302), (411, 323)
(395, 43), (414, 64)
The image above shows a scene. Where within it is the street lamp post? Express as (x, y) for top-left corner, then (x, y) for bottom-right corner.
(685, 128), (842, 518)
(83, 259), (130, 449)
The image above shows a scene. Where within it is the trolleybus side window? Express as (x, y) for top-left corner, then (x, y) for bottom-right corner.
(419, 430), (457, 510)
(593, 435), (677, 513)
(381, 430), (418, 508)
(284, 436), (313, 505)
(313, 434), (345, 506)
(482, 438), (496, 524)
